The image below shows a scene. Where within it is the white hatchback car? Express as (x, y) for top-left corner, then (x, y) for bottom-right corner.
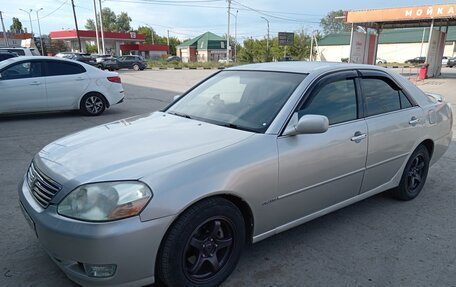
(0, 56), (124, 116)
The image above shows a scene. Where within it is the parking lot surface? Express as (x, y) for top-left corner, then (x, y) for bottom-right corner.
(1, 68), (455, 287)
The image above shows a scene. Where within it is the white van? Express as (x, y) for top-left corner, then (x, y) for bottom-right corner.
(0, 47), (40, 56)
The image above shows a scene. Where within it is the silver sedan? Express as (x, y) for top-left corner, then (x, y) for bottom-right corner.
(19, 62), (453, 287)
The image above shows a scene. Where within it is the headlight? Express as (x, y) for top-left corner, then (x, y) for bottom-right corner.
(58, 181), (152, 222)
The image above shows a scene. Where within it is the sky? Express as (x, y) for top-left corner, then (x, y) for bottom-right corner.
(0, 0), (451, 41)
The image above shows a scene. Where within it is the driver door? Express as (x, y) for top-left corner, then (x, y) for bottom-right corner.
(275, 71), (368, 227)
(0, 60), (46, 113)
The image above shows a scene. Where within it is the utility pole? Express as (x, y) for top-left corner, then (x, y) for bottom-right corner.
(234, 10), (238, 63)
(98, 0), (106, 54)
(146, 25), (154, 44)
(309, 33), (314, 61)
(92, 0), (100, 54)
(226, 0), (231, 64)
(70, 0), (82, 52)
(0, 11), (9, 47)
(167, 29), (170, 54)
(20, 9), (33, 35)
(36, 8), (44, 55)
(261, 17), (269, 62)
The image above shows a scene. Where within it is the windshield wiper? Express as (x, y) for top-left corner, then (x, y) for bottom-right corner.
(167, 111), (192, 119)
(220, 123), (257, 133)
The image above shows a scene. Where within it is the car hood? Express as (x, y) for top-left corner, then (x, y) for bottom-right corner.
(35, 112), (254, 184)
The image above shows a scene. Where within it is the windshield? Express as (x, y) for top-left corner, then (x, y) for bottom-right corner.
(167, 70), (306, 133)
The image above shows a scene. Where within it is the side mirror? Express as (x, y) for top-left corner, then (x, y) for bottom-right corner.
(284, 113), (329, 136)
(173, 95), (181, 101)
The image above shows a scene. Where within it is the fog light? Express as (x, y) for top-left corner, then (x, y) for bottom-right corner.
(83, 263), (117, 278)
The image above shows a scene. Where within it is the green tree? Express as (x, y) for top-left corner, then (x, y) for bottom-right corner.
(85, 8), (131, 32)
(116, 12), (131, 32)
(137, 25), (158, 44)
(9, 17), (23, 34)
(238, 38), (267, 63)
(86, 44), (98, 54)
(47, 39), (68, 55)
(320, 10), (351, 35)
(135, 26), (181, 55)
(238, 31), (313, 63)
(85, 19), (96, 30)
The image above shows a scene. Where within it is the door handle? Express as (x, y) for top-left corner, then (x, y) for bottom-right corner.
(351, 131), (367, 143)
(409, 117), (419, 125)
(75, 77), (85, 81)
(29, 81), (41, 86)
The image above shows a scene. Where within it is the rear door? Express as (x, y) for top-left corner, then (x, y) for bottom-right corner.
(44, 60), (90, 109)
(358, 70), (424, 193)
(0, 60), (46, 113)
(117, 56), (129, 68)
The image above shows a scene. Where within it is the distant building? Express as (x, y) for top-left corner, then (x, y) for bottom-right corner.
(0, 33), (33, 48)
(50, 30), (146, 56)
(317, 27), (456, 63)
(120, 43), (169, 59)
(177, 32), (230, 63)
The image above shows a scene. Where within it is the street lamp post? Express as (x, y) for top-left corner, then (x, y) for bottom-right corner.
(229, 10), (238, 63)
(226, 0), (231, 64)
(234, 10), (238, 63)
(146, 24), (155, 44)
(92, 0), (101, 54)
(98, 0), (106, 54)
(36, 8), (44, 55)
(19, 9), (33, 34)
(261, 16), (270, 62)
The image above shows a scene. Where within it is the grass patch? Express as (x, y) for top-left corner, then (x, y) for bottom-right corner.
(147, 59), (236, 69)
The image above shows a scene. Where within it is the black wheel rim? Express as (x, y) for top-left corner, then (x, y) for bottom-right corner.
(407, 154), (426, 192)
(85, 96), (104, 114)
(183, 217), (235, 283)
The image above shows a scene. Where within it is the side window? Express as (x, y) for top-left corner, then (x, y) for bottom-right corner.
(0, 61), (42, 80)
(299, 78), (358, 125)
(46, 61), (86, 76)
(9, 49), (25, 56)
(399, 91), (413, 109)
(362, 78), (408, 117)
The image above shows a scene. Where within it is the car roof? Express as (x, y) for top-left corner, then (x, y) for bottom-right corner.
(226, 61), (431, 108)
(227, 61), (391, 75)
(0, 47), (31, 50)
(0, 56), (92, 70)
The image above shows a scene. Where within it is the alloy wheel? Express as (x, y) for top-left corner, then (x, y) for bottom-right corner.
(183, 217), (235, 283)
(85, 96), (104, 114)
(407, 154), (426, 192)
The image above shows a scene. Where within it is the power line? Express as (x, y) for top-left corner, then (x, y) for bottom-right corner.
(231, 0), (319, 23)
(134, 0), (223, 2)
(105, 0), (227, 9)
(40, 0), (69, 19)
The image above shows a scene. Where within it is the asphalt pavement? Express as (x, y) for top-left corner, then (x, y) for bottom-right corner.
(0, 68), (455, 287)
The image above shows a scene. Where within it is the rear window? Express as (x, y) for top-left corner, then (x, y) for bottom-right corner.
(7, 49), (25, 56)
(46, 61), (86, 76)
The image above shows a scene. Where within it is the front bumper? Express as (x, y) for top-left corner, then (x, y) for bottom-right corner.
(18, 178), (174, 287)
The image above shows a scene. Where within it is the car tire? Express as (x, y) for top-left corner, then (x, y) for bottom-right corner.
(391, 145), (430, 201)
(133, 64), (140, 71)
(80, 93), (106, 116)
(157, 198), (245, 287)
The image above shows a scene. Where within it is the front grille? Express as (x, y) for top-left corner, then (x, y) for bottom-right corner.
(27, 163), (62, 208)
